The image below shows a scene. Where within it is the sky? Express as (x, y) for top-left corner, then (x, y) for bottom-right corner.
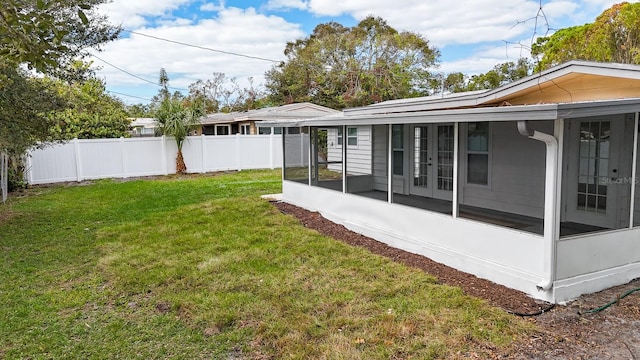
(91, 0), (637, 104)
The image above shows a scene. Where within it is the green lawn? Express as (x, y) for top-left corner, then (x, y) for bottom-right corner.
(0, 170), (531, 359)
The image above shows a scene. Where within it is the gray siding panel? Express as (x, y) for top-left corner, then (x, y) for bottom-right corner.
(461, 121), (551, 218)
(372, 125), (388, 191)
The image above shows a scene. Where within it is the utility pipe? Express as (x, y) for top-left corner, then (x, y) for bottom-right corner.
(517, 120), (559, 292)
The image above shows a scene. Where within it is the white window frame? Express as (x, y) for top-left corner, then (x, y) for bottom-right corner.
(215, 124), (231, 135)
(464, 122), (492, 187)
(347, 127), (358, 146)
(240, 123), (251, 135)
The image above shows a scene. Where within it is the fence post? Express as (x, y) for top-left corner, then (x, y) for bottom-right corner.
(161, 135), (168, 175)
(120, 137), (127, 179)
(269, 132), (274, 169)
(25, 152), (34, 185)
(201, 134), (206, 173)
(74, 138), (82, 182)
(236, 134), (242, 171)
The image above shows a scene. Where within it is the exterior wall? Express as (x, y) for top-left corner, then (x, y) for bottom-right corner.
(367, 121), (550, 218)
(283, 180), (551, 301)
(555, 228), (640, 301)
(460, 121), (550, 218)
(327, 126), (372, 175)
(372, 125), (388, 192)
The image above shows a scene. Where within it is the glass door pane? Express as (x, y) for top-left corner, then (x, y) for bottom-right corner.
(413, 126), (429, 188)
(437, 125), (454, 191)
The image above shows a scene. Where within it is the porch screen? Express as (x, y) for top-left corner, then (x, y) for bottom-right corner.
(283, 127), (310, 183)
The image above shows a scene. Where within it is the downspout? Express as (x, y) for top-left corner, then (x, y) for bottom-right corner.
(517, 121), (559, 292)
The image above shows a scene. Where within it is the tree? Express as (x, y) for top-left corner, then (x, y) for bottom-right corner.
(440, 59), (533, 94)
(151, 69), (202, 174)
(1, 0), (120, 155)
(47, 70), (131, 140)
(265, 16), (440, 109)
(0, 0), (120, 78)
(126, 103), (154, 118)
(155, 99), (201, 174)
(465, 58), (533, 91)
(532, 2), (640, 70)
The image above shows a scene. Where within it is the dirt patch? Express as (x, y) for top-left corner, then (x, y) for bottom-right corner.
(274, 201), (640, 359)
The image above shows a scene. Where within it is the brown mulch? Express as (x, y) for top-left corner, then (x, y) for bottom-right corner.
(274, 201), (640, 359)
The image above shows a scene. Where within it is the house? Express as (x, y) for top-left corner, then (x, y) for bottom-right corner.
(272, 61), (640, 303)
(198, 102), (338, 136)
(129, 118), (158, 137)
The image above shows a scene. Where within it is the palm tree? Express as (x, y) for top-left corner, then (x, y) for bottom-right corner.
(155, 98), (201, 174)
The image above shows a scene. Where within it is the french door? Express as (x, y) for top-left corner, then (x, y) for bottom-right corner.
(565, 118), (622, 228)
(409, 124), (454, 200)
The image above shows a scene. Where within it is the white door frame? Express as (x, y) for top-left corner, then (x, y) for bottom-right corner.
(408, 123), (454, 201)
(564, 116), (623, 228)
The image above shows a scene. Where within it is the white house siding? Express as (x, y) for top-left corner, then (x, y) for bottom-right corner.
(327, 126), (373, 175)
(460, 121), (550, 219)
(555, 228), (640, 301)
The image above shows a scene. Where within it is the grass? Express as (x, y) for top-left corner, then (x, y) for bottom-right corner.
(0, 170), (532, 359)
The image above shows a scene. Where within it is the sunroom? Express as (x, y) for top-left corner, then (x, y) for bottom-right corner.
(272, 61), (640, 303)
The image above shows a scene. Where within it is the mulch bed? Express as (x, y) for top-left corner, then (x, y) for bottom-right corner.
(273, 201), (551, 315)
(273, 201), (640, 359)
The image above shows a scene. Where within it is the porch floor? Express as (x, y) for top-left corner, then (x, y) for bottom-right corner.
(350, 190), (605, 237)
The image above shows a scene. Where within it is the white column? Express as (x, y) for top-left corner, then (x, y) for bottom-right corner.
(342, 125), (347, 193)
(452, 122), (459, 218)
(630, 112), (638, 228)
(388, 124), (393, 203)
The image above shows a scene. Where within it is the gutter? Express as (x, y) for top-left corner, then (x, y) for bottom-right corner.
(517, 121), (559, 292)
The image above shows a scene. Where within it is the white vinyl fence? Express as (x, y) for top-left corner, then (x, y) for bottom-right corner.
(26, 134), (284, 185)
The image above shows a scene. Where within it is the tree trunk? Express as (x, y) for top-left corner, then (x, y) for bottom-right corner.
(176, 149), (187, 174)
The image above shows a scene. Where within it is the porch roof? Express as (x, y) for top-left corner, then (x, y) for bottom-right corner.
(260, 98), (640, 127)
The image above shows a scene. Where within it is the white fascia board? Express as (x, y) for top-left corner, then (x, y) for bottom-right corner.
(558, 98), (640, 118)
(300, 104), (559, 127)
(344, 94), (484, 115)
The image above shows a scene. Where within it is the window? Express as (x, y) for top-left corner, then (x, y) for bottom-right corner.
(347, 127), (358, 146)
(258, 127), (271, 135)
(274, 127), (283, 134)
(240, 124), (250, 135)
(338, 127), (357, 146)
(215, 125), (230, 135)
(467, 122), (489, 185)
(287, 127), (300, 134)
(392, 125), (404, 176)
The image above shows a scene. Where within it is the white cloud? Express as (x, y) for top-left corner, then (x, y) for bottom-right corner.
(305, 0), (590, 46)
(264, 0), (309, 11)
(97, 0), (193, 28)
(200, 1), (226, 12)
(92, 6), (303, 100)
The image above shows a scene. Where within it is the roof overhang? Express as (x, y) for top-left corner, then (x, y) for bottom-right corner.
(261, 98), (640, 128)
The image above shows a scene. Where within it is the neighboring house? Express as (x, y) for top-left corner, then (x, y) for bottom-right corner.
(198, 102), (338, 136)
(129, 118), (158, 137)
(273, 61), (640, 303)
